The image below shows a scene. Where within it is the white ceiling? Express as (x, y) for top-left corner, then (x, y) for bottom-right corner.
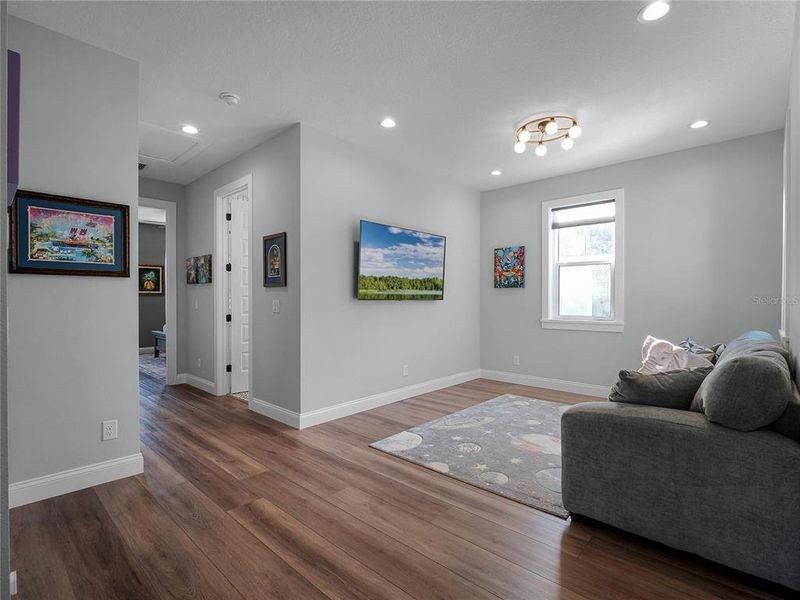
(9, 1), (797, 191)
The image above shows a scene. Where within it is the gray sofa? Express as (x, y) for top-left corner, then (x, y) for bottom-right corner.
(561, 332), (800, 590)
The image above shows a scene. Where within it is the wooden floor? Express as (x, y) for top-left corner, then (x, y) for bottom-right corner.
(10, 373), (793, 599)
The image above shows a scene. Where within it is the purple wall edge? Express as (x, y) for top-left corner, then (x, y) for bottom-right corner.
(7, 50), (20, 207)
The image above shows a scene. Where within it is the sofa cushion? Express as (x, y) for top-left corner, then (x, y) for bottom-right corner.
(717, 330), (792, 373)
(700, 351), (792, 431)
(610, 367), (712, 410)
(771, 385), (800, 442)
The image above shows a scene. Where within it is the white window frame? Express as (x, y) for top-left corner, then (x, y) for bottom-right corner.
(541, 189), (625, 333)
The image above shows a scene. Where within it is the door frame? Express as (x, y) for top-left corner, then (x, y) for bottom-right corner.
(139, 196), (178, 386)
(213, 174), (253, 397)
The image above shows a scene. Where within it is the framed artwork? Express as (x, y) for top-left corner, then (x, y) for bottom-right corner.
(139, 264), (163, 295)
(494, 246), (525, 288)
(185, 255), (212, 284)
(185, 257), (197, 284)
(196, 254), (212, 284)
(9, 189), (130, 276)
(263, 232), (287, 287)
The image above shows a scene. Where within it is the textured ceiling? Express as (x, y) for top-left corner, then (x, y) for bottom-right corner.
(9, 1), (797, 190)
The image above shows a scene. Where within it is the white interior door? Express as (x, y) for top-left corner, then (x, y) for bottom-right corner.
(226, 189), (250, 394)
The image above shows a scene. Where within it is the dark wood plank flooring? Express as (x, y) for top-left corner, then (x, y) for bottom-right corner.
(10, 373), (794, 599)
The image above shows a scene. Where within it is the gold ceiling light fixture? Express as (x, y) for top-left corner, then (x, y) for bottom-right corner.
(514, 114), (582, 157)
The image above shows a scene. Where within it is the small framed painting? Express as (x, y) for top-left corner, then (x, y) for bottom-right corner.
(185, 254), (212, 284)
(263, 232), (287, 287)
(185, 257), (197, 284)
(494, 246), (525, 288)
(196, 254), (212, 284)
(9, 189), (130, 276)
(139, 264), (163, 295)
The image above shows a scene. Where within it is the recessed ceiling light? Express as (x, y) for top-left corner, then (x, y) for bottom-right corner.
(181, 124), (199, 135)
(380, 117), (396, 128)
(490, 170), (502, 176)
(689, 120), (710, 129)
(637, 1), (670, 22)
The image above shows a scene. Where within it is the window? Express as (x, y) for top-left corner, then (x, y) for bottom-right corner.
(541, 189), (624, 332)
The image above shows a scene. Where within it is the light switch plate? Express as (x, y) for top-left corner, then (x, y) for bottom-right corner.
(272, 299), (280, 313)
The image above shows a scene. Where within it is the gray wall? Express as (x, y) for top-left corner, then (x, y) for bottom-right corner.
(299, 126), (481, 413)
(1, 3), (10, 594)
(7, 17), (140, 482)
(182, 125), (301, 410)
(139, 176), (186, 367)
(138, 223), (166, 347)
(786, 11), (800, 379)
(481, 130), (784, 388)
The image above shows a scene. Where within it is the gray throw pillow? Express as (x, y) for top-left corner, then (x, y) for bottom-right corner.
(609, 367), (713, 411)
(701, 352), (792, 431)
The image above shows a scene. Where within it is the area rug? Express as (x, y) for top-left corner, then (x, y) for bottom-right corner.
(139, 355), (166, 380)
(370, 394), (570, 518)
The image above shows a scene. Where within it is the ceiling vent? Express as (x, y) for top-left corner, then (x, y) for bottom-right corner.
(138, 162), (147, 171)
(138, 121), (209, 166)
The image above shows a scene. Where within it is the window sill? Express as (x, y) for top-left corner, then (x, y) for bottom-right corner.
(541, 319), (624, 333)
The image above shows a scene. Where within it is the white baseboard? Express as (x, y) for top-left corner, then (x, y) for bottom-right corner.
(176, 373), (216, 394)
(10, 453), (144, 508)
(480, 369), (609, 398)
(249, 398), (301, 428)
(250, 369), (482, 430)
(139, 347), (155, 355)
(302, 369), (484, 429)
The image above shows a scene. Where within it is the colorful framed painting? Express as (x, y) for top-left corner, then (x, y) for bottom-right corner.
(263, 232), (287, 287)
(494, 246), (525, 288)
(9, 189), (129, 276)
(196, 254), (212, 284)
(139, 264), (163, 295)
(185, 257), (197, 284)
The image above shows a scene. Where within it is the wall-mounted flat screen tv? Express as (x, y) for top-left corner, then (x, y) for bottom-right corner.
(357, 220), (446, 300)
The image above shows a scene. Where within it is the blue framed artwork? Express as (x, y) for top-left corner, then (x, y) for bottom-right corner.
(9, 190), (130, 277)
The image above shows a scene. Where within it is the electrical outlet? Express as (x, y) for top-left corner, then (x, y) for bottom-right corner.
(272, 299), (280, 313)
(197, 358), (202, 368)
(513, 355), (520, 366)
(402, 364), (409, 377)
(102, 420), (118, 441)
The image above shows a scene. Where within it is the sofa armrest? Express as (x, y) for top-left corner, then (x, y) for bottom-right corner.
(561, 401), (800, 589)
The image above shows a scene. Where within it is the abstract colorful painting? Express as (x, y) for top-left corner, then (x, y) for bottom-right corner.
(139, 265), (163, 295)
(185, 257), (197, 284)
(10, 190), (129, 276)
(186, 255), (212, 285)
(494, 246), (525, 288)
(196, 254), (212, 284)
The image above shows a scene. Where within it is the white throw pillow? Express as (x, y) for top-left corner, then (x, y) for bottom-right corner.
(639, 335), (714, 374)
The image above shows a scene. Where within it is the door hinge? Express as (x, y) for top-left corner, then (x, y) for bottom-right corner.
(226, 263), (232, 271)
(226, 364), (232, 373)
(226, 314), (232, 322)
(225, 212), (232, 221)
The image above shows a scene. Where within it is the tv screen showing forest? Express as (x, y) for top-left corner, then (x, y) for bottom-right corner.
(357, 221), (445, 300)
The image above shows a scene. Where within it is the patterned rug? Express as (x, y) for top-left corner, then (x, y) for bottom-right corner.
(370, 394), (569, 518)
(139, 354), (166, 380)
